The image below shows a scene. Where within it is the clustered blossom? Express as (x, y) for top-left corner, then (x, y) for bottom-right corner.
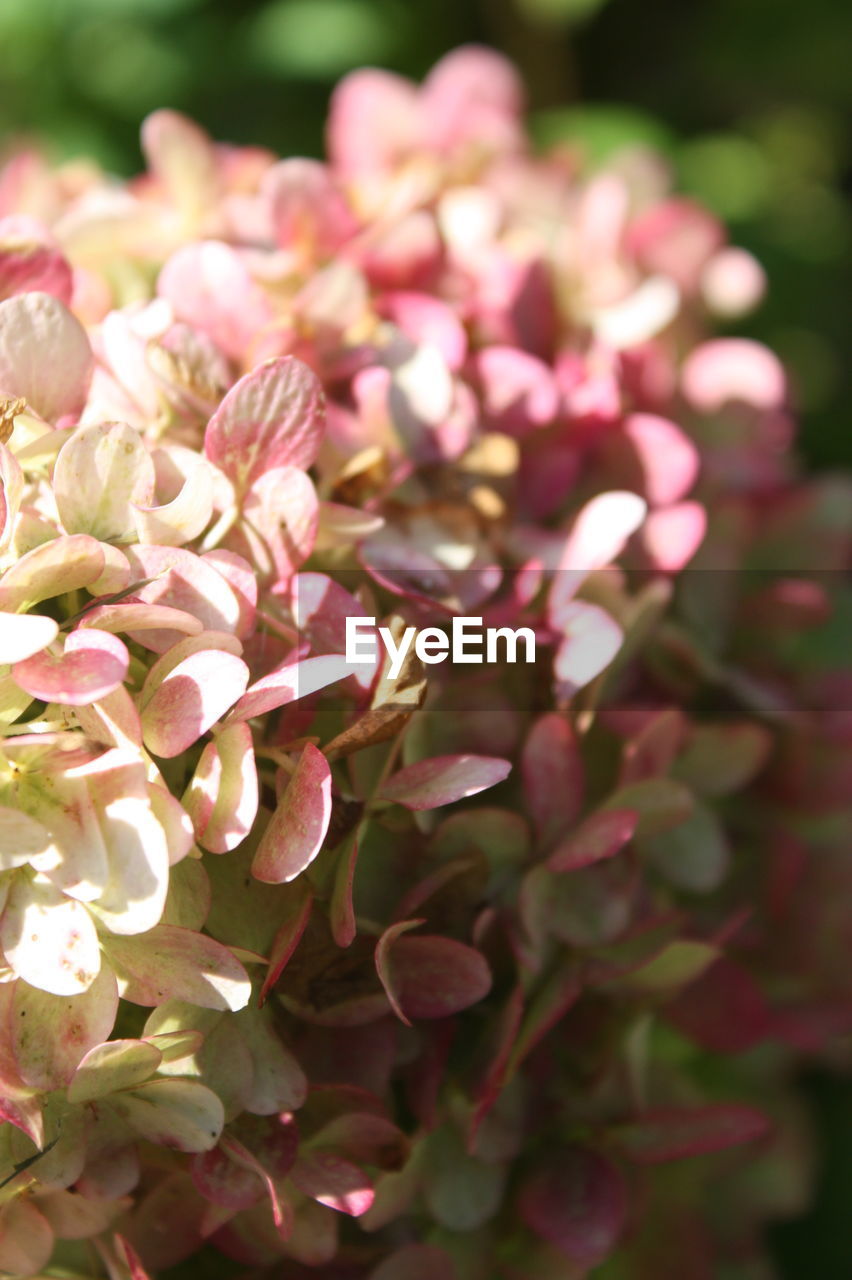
(0, 44), (848, 1280)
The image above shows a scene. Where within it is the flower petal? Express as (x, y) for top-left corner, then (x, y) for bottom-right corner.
(104, 924), (251, 1011)
(1, 876), (101, 995)
(378, 755), (510, 810)
(0, 291), (92, 422)
(204, 355), (324, 489)
(251, 743), (331, 883)
(13, 628), (129, 706)
(54, 421), (156, 542)
(140, 649), (249, 758)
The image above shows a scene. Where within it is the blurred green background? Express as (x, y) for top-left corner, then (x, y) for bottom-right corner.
(0, 2), (850, 1273)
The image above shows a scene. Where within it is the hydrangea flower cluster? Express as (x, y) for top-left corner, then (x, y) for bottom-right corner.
(0, 45), (849, 1280)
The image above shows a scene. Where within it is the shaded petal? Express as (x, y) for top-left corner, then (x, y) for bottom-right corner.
(105, 924), (251, 1011)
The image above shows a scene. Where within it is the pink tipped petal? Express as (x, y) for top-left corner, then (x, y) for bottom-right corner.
(379, 292), (467, 370)
(518, 1147), (627, 1266)
(227, 653), (350, 723)
(140, 649), (250, 757)
(642, 502), (707, 571)
(0, 218), (73, 304)
(376, 926), (492, 1022)
(622, 413), (699, 506)
(204, 356), (325, 490)
(0, 611), (58, 665)
(251, 743), (332, 883)
(378, 755), (511, 810)
(681, 338), (786, 412)
(0, 291), (93, 422)
(0, 534), (105, 611)
(184, 722), (258, 854)
(53, 421), (156, 542)
(13, 629), (129, 706)
(104, 924), (251, 1011)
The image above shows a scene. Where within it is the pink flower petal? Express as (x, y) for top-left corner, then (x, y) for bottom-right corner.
(262, 158), (357, 258)
(239, 465), (319, 583)
(622, 412), (699, 506)
(123, 545), (242, 649)
(77, 602), (204, 639)
(13, 628), (129, 706)
(183, 721), (258, 854)
(327, 68), (419, 179)
(557, 490), (646, 576)
(378, 755), (511, 811)
(0, 216), (73, 303)
(472, 346), (559, 437)
(204, 356), (324, 491)
(1, 876), (101, 995)
(141, 109), (217, 225)
(0, 291), (92, 422)
(227, 652), (350, 723)
(681, 338), (786, 413)
(140, 648), (249, 757)
(158, 240), (273, 360)
(251, 743), (332, 883)
(0, 533), (105, 612)
(642, 501), (707, 571)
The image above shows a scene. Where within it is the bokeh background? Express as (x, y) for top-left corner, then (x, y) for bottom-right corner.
(0, 0), (849, 1273)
